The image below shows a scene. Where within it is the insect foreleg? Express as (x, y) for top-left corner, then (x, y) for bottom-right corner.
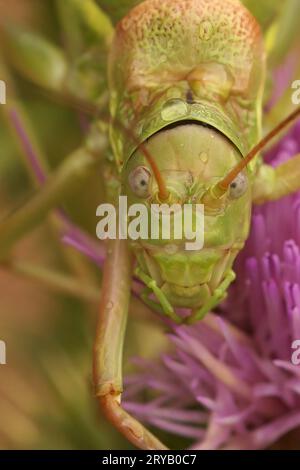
(252, 154), (300, 204)
(186, 270), (236, 325)
(93, 239), (167, 450)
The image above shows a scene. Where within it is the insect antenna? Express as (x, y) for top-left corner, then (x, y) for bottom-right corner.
(138, 140), (170, 201)
(215, 107), (300, 195)
(113, 120), (170, 201)
(24, 85), (170, 201)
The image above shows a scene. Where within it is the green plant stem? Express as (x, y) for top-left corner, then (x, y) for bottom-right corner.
(6, 260), (100, 303)
(0, 146), (102, 260)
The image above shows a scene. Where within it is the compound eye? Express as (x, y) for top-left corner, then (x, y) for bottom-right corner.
(128, 166), (151, 198)
(229, 172), (248, 199)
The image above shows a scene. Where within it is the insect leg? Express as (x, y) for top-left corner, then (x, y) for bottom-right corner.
(186, 270), (236, 325)
(93, 238), (167, 450)
(252, 154), (300, 204)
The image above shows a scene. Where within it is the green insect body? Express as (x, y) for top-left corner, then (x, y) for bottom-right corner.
(1, 0), (300, 451)
(108, 0), (265, 318)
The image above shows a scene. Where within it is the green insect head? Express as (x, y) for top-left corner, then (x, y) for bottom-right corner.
(121, 123), (252, 309)
(108, 0), (266, 310)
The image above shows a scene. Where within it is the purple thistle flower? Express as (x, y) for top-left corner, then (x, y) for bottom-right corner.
(123, 119), (300, 450)
(9, 108), (47, 185)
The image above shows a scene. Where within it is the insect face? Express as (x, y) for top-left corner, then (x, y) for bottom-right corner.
(122, 123), (252, 308)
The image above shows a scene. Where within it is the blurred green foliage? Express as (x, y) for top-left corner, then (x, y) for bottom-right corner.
(0, 0), (299, 451)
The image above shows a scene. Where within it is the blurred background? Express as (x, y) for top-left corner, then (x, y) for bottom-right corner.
(0, 0), (299, 450)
